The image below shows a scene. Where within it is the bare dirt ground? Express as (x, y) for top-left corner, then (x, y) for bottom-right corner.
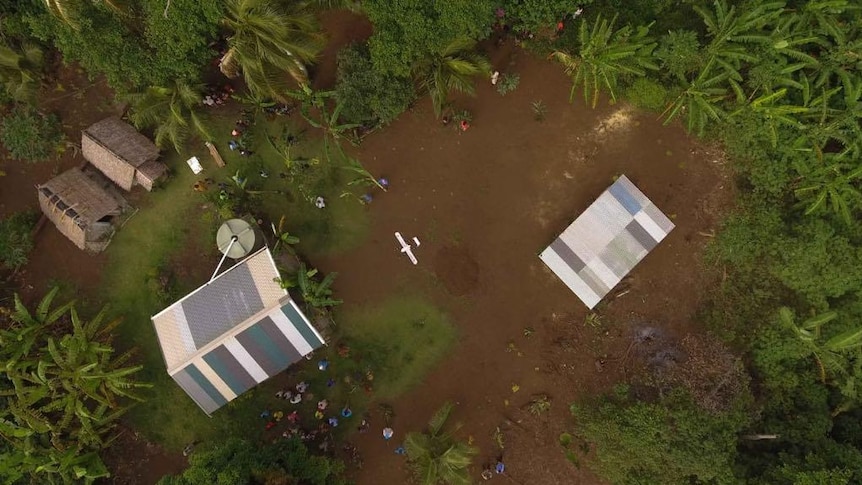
(316, 36), (733, 485)
(2, 10), (732, 485)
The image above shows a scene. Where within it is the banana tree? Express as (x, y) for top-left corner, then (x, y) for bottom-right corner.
(270, 215), (300, 254)
(661, 58), (729, 135)
(730, 88), (809, 146)
(551, 14), (657, 108)
(780, 307), (862, 384)
(277, 263), (342, 311)
(792, 151), (862, 225)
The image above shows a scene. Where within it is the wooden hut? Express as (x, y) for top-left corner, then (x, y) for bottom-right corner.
(82, 117), (166, 191)
(37, 167), (124, 252)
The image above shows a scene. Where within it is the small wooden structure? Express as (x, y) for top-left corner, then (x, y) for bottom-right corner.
(37, 167), (124, 252)
(82, 117), (166, 191)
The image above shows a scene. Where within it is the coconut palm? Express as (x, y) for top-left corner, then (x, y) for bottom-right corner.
(411, 37), (491, 117)
(221, 0), (325, 101)
(125, 80), (211, 153)
(551, 14), (657, 108)
(0, 43), (44, 104)
(405, 401), (478, 485)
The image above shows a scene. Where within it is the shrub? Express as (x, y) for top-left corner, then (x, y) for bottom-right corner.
(624, 78), (667, 111)
(496, 73), (520, 95)
(335, 43), (415, 126)
(0, 106), (63, 162)
(0, 211), (37, 269)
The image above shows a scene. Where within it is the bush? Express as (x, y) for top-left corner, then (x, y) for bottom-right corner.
(0, 211), (37, 269)
(496, 73), (520, 95)
(0, 106), (63, 162)
(624, 78), (667, 111)
(335, 43), (415, 126)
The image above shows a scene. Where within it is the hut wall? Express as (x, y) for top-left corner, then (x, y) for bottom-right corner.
(82, 135), (136, 191)
(134, 160), (168, 191)
(38, 191), (87, 250)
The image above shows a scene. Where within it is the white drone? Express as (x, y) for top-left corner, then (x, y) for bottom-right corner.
(395, 232), (421, 265)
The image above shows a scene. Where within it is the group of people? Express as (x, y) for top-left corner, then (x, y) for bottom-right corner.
(274, 380), (308, 404)
(227, 118), (253, 157)
(202, 85), (234, 107)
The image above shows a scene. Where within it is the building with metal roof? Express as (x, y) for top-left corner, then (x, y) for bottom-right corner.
(539, 175), (674, 309)
(151, 247), (324, 415)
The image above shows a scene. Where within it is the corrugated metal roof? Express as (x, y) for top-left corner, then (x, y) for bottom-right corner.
(152, 248), (325, 414)
(169, 300), (325, 415)
(151, 248), (287, 371)
(539, 175), (674, 309)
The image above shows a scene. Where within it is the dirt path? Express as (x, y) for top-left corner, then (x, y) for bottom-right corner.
(314, 47), (731, 484)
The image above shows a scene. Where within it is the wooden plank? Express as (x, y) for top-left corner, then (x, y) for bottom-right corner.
(205, 142), (226, 168)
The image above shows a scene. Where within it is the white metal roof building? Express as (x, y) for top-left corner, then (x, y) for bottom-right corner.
(151, 248), (324, 415)
(540, 175), (674, 309)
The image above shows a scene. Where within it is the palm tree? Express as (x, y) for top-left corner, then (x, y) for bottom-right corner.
(221, 0), (325, 101)
(411, 37), (491, 117)
(405, 401), (478, 485)
(0, 43), (44, 104)
(661, 58), (729, 135)
(125, 80), (211, 153)
(551, 14), (657, 108)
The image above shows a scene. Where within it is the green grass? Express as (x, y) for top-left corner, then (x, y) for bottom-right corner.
(337, 295), (457, 400)
(209, 112), (372, 257)
(95, 111), (439, 450)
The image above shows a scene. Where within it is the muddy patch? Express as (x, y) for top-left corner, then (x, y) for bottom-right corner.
(433, 245), (479, 296)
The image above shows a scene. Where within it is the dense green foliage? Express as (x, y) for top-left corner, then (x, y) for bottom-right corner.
(0, 288), (149, 484)
(22, 0), (222, 90)
(0, 105), (63, 162)
(573, 387), (750, 484)
(501, 0), (594, 34)
(0, 211), (36, 269)
(363, 0), (493, 77)
(157, 437), (346, 485)
(335, 43), (415, 125)
(568, 1), (862, 483)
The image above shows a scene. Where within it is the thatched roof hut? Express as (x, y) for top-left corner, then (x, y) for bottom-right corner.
(82, 117), (166, 191)
(37, 167), (124, 252)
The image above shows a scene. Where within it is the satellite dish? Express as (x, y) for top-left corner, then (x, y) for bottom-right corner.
(216, 219), (256, 259)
